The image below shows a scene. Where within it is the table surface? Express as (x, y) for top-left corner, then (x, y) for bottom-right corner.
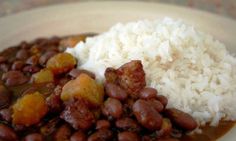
(0, 0), (236, 20)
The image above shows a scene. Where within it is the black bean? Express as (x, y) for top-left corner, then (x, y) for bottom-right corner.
(24, 133), (44, 141)
(0, 124), (18, 141)
(105, 83), (128, 101)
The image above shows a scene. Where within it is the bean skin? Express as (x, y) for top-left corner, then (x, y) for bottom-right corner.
(0, 124), (18, 141)
(102, 98), (123, 119)
(147, 99), (164, 113)
(115, 117), (140, 132)
(133, 99), (163, 130)
(96, 120), (110, 130)
(118, 131), (140, 141)
(164, 108), (197, 131)
(156, 95), (168, 107)
(0, 85), (11, 109)
(24, 133), (44, 141)
(88, 129), (112, 141)
(70, 131), (87, 141)
(139, 87), (157, 99)
(105, 83), (128, 101)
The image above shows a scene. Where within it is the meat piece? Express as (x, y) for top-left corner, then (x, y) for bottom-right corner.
(60, 101), (95, 130)
(117, 60), (146, 97)
(104, 67), (118, 84)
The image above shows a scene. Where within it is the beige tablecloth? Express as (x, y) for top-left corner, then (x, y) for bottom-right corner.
(0, 0), (236, 20)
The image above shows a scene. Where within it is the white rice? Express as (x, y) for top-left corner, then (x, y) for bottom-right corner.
(66, 18), (236, 126)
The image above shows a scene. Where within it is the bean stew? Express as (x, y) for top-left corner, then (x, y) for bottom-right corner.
(0, 34), (234, 141)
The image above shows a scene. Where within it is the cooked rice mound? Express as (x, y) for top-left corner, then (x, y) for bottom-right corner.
(66, 18), (236, 126)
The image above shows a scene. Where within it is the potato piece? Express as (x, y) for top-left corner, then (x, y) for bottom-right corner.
(61, 74), (104, 107)
(32, 69), (54, 83)
(12, 92), (48, 126)
(46, 53), (76, 74)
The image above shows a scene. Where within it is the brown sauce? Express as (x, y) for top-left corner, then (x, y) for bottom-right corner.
(181, 121), (235, 141)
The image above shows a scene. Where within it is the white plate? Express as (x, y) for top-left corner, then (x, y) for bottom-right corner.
(0, 1), (235, 140)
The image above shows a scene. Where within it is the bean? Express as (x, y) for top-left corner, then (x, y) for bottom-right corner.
(0, 64), (9, 72)
(104, 67), (118, 83)
(70, 131), (87, 141)
(24, 133), (44, 141)
(2, 71), (28, 86)
(105, 83), (128, 101)
(118, 131), (140, 141)
(69, 69), (96, 79)
(23, 65), (40, 73)
(40, 118), (60, 136)
(133, 99), (163, 130)
(0, 108), (12, 122)
(11, 61), (24, 70)
(102, 98), (123, 119)
(0, 56), (6, 63)
(54, 124), (71, 141)
(156, 95), (168, 107)
(0, 85), (11, 109)
(139, 87), (157, 99)
(26, 55), (39, 66)
(96, 120), (110, 130)
(16, 49), (29, 60)
(158, 138), (179, 141)
(0, 124), (18, 141)
(157, 118), (172, 137)
(88, 129), (112, 141)
(39, 51), (57, 66)
(115, 117), (140, 132)
(164, 108), (197, 131)
(147, 99), (164, 113)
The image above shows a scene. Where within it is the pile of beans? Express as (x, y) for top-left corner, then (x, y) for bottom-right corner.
(0, 35), (197, 141)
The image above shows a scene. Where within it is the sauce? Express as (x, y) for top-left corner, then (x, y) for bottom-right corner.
(182, 121), (235, 141)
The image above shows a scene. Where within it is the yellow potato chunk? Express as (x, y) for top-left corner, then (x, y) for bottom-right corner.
(32, 69), (54, 83)
(46, 53), (76, 74)
(61, 74), (104, 107)
(12, 92), (48, 126)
